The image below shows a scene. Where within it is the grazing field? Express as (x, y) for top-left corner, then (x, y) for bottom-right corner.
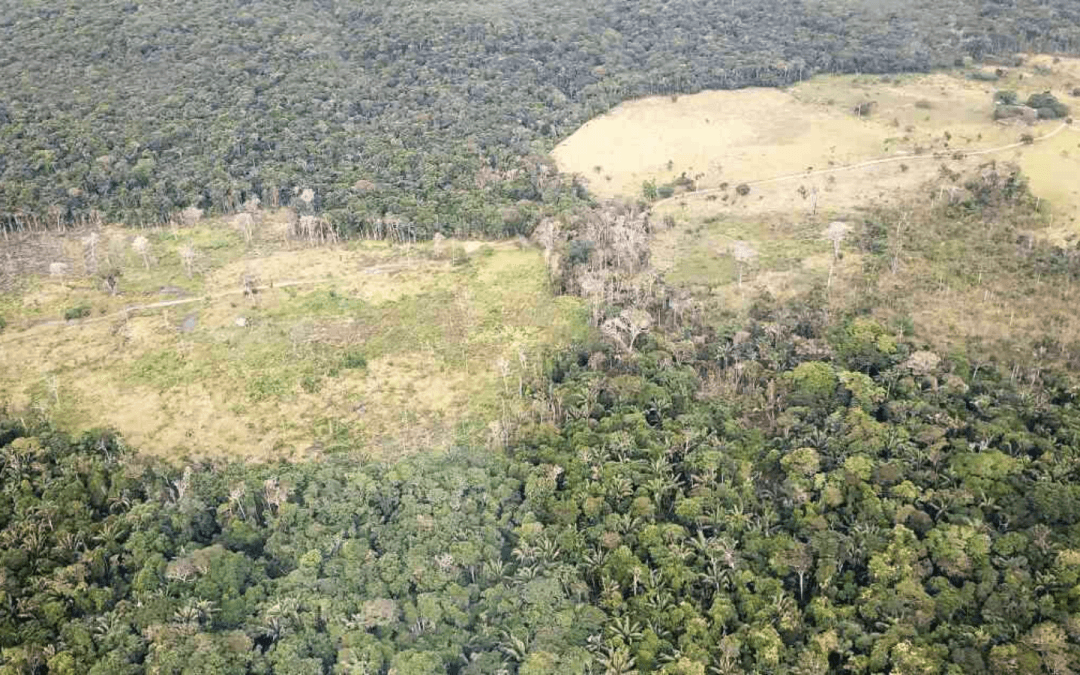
(0, 214), (587, 460)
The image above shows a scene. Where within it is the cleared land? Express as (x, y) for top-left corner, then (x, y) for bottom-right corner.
(0, 213), (587, 460)
(554, 56), (1080, 230)
(554, 55), (1080, 357)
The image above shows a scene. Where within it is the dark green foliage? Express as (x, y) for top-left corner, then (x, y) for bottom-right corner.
(1026, 92), (1071, 119)
(5, 289), (1080, 672)
(567, 239), (594, 265)
(0, 315), (6, 332)
(63, 305), (91, 320)
(339, 349), (368, 371)
(3, 1), (1080, 235)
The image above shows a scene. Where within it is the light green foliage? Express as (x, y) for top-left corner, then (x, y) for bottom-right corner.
(834, 317), (898, 372)
(787, 361), (838, 406)
(838, 370), (886, 411)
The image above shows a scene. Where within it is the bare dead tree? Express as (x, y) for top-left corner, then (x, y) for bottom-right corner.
(132, 236), (152, 270)
(242, 271), (261, 301)
(891, 211), (910, 275)
(602, 307), (653, 354)
(234, 213), (255, 244)
(294, 215), (339, 246)
(179, 206), (204, 227)
(179, 244), (197, 278)
(83, 232), (100, 275)
(729, 240), (758, 288)
(823, 221), (851, 289)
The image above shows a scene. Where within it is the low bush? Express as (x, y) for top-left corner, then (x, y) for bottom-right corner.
(64, 305), (91, 321)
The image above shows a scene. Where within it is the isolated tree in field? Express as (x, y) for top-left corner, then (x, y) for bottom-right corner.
(729, 240), (758, 287)
(234, 212), (255, 244)
(100, 268), (121, 295)
(823, 221), (850, 262)
(602, 307), (652, 354)
(823, 221), (851, 289)
(83, 231), (100, 274)
(242, 271), (261, 301)
(891, 211), (911, 275)
(179, 244), (197, 278)
(132, 236), (152, 269)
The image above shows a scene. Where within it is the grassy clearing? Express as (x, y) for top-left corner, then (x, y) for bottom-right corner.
(554, 55), (1080, 233)
(553, 55), (1080, 361)
(0, 215), (588, 461)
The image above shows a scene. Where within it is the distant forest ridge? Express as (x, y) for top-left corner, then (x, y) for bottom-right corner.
(2, 0), (1080, 238)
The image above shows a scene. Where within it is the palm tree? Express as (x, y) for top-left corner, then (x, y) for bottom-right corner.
(497, 630), (529, 664)
(605, 615), (643, 645)
(596, 645), (637, 675)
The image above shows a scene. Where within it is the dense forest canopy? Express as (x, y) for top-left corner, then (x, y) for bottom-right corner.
(3, 0), (1080, 237)
(4, 300), (1080, 674)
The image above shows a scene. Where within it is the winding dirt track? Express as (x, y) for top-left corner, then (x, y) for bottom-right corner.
(653, 122), (1071, 208)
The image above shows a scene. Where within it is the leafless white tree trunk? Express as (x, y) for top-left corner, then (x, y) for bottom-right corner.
(132, 236), (152, 270)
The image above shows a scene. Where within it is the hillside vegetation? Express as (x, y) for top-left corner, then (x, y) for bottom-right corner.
(4, 290), (1080, 674)
(4, 1), (1080, 674)
(3, 0), (1080, 236)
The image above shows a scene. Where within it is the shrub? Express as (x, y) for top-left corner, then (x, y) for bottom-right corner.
(914, 99), (933, 109)
(1072, 87), (1080, 97)
(64, 305), (91, 321)
(0, 316), (6, 332)
(1026, 92), (1069, 119)
(969, 71), (999, 82)
(735, 183), (751, 196)
(853, 100), (878, 117)
(657, 185), (674, 199)
(300, 373), (323, 393)
(340, 349), (368, 370)
(1020, 133), (1035, 145)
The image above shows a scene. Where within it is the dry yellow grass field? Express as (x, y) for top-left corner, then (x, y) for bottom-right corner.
(554, 56), (1080, 229)
(0, 214), (587, 461)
